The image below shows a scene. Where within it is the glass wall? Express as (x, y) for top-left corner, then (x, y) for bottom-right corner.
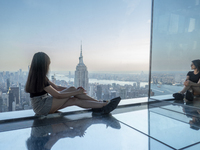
(149, 2), (200, 149)
(0, 0), (151, 113)
(150, 0), (200, 98)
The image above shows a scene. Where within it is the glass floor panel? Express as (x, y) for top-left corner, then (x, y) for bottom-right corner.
(113, 108), (200, 149)
(0, 113), (172, 150)
(2, 102), (200, 149)
(150, 101), (200, 119)
(183, 143), (200, 150)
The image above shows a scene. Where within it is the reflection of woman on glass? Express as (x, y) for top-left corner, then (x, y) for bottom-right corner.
(26, 115), (120, 150)
(182, 106), (200, 130)
(25, 52), (120, 116)
(173, 59), (200, 101)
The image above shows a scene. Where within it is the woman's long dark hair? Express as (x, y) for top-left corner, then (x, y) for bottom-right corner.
(192, 59), (200, 72)
(25, 52), (50, 93)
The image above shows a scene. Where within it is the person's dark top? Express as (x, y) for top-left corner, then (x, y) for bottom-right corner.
(187, 71), (200, 83)
(30, 80), (50, 98)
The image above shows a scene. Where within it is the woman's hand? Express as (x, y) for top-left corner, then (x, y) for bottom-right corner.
(184, 80), (190, 86)
(77, 88), (86, 95)
(77, 87), (86, 92)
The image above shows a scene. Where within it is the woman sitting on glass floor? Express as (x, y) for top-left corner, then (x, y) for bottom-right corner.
(25, 52), (120, 116)
(173, 59), (200, 101)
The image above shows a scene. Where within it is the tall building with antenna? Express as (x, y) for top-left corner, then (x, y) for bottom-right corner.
(74, 43), (89, 92)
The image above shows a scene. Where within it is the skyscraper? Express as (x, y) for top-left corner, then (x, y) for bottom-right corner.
(10, 87), (20, 105)
(119, 87), (127, 99)
(0, 96), (3, 112)
(8, 88), (14, 111)
(74, 44), (89, 92)
(6, 78), (10, 92)
(96, 85), (102, 100)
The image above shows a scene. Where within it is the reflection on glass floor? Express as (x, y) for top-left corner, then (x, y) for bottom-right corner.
(0, 112), (171, 150)
(150, 96), (200, 125)
(1, 99), (200, 150)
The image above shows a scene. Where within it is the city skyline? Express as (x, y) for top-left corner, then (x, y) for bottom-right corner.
(0, 0), (151, 72)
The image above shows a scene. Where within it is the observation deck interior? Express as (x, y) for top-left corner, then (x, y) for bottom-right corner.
(1, 97), (200, 150)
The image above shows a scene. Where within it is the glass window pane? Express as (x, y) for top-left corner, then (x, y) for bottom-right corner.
(0, 0), (151, 114)
(150, 0), (200, 98)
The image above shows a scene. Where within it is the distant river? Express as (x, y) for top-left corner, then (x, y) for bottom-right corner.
(150, 84), (183, 95)
(50, 73), (148, 87)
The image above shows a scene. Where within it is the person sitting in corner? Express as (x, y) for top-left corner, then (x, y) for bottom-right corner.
(173, 59), (200, 101)
(25, 52), (121, 116)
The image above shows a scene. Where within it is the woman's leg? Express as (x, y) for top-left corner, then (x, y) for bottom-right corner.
(61, 98), (107, 109)
(60, 87), (98, 101)
(191, 86), (200, 95)
(180, 86), (191, 94)
(49, 97), (108, 114)
(49, 98), (71, 113)
(180, 84), (200, 95)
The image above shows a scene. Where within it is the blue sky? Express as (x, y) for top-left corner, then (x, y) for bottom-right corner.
(0, 0), (151, 72)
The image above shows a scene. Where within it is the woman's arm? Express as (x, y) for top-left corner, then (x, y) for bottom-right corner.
(48, 80), (67, 91)
(184, 76), (190, 86)
(44, 85), (84, 99)
(185, 80), (200, 87)
(189, 81), (200, 86)
(186, 76), (190, 81)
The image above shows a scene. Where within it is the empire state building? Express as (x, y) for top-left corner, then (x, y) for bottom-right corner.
(74, 44), (89, 91)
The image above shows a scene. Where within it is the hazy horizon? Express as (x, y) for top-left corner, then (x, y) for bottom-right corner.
(0, 0), (151, 72)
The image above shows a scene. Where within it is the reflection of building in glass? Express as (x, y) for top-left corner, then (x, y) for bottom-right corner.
(74, 44), (89, 92)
